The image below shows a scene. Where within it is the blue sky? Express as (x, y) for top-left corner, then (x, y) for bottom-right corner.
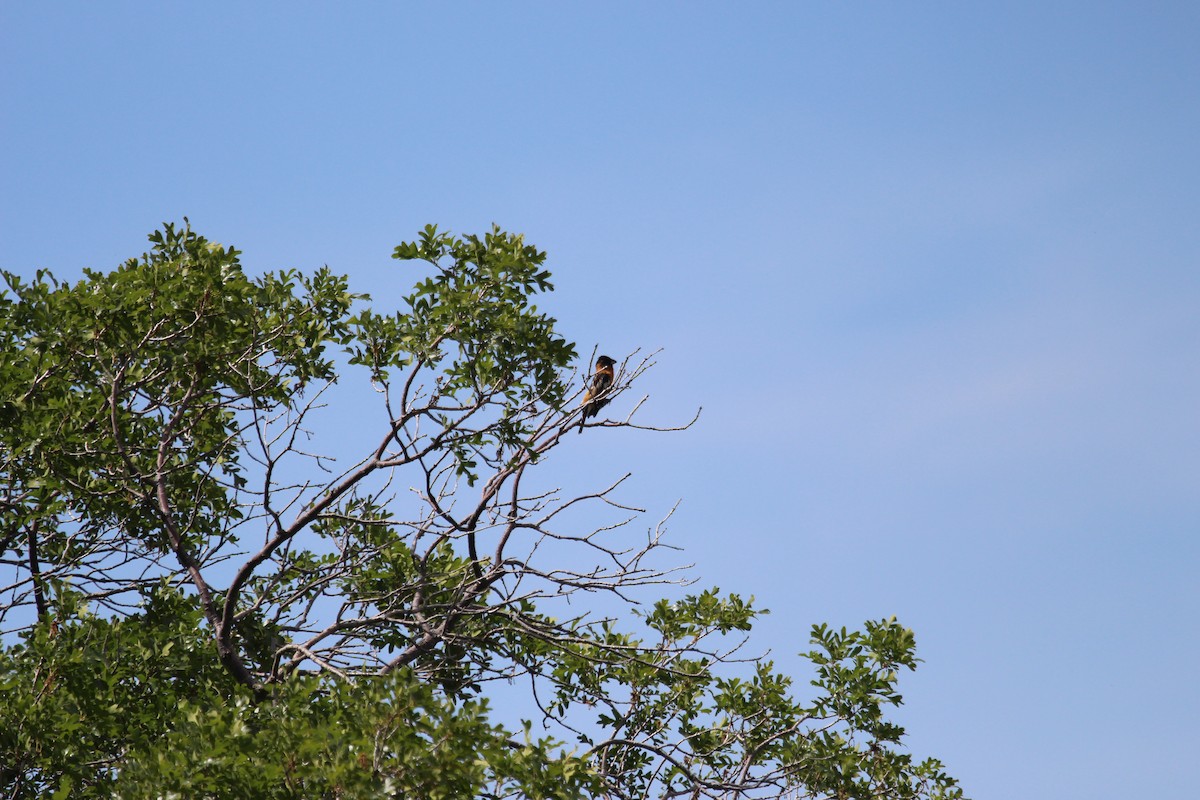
(3, 3), (1198, 796)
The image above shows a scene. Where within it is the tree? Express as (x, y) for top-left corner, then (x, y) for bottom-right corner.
(0, 222), (964, 799)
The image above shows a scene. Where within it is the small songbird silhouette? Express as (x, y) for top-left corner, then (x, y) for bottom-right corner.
(578, 355), (616, 433)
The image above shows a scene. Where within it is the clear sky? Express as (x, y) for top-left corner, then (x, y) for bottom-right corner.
(3, 3), (1198, 797)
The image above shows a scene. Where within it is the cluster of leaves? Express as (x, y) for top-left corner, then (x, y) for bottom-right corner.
(0, 223), (963, 799)
(350, 224), (577, 481)
(0, 585), (595, 800)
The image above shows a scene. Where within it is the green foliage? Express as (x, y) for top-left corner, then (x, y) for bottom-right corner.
(0, 586), (237, 798)
(348, 224), (577, 483)
(1, 221), (360, 555)
(0, 223), (963, 799)
(117, 668), (595, 800)
(385, 223), (574, 403)
(0, 587), (595, 800)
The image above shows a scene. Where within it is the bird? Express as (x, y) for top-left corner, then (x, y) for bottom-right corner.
(578, 355), (616, 433)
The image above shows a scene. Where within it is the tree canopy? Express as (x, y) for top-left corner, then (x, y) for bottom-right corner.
(0, 223), (964, 799)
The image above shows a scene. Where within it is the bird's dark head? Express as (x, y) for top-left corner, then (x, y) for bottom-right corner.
(596, 355), (616, 368)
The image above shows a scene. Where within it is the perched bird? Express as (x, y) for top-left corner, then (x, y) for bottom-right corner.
(578, 355), (616, 433)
